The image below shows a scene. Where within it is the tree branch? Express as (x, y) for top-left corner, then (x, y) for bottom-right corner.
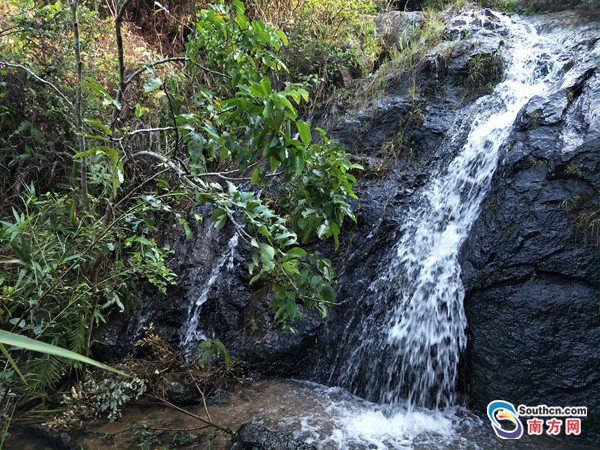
(70, 0), (88, 210)
(0, 62), (74, 109)
(146, 393), (233, 435)
(112, 0), (135, 125)
(131, 150), (188, 177)
(126, 126), (177, 136)
(123, 56), (230, 89)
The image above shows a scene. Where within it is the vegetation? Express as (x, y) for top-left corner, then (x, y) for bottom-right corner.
(0, 0), (596, 443)
(0, 0), (364, 438)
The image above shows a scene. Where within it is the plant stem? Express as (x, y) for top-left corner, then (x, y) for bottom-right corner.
(70, 0), (88, 211)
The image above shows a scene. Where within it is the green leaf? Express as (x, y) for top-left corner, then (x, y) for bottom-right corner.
(144, 77), (163, 93)
(296, 120), (311, 146)
(135, 103), (149, 118)
(0, 343), (26, 384)
(286, 300), (298, 320)
(83, 119), (112, 135)
(286, 247), (307, 259)
(261, 77), (271, 96)
(214, 215), (227, 230)
(0, 330), (126, 376)
(276, 29), (288, 46)
(318, 284), (335, 304)
(259, 242), (275, 271)
(250, 168), (263, 185)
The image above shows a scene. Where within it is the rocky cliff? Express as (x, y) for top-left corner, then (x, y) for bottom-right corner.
(95, 7), (600, 440)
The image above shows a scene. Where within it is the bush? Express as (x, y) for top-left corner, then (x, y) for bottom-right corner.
(248, 0), (384, 102)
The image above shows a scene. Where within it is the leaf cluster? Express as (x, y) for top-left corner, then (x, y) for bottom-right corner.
(0, 0), (363, 423)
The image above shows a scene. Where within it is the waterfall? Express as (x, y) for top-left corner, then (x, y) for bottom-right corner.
(330, 12), (572, 409)
(181, 233), (238, 349)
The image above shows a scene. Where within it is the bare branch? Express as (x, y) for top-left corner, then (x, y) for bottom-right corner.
(112, 0), (135, 125)
(146, 394), (233, 435)
(124, 57), (188, 87)
(187, 369), (213, 423)
(116, 0), (134, 22)
(123, 56), (230, 89)
(154, 1), (194, 32)
(0, 62), (74, 109)
(131, 150), (188, 177)
(70, 0), (88, 211)
(224, 209), (253, 244)
(126, 126), (177, 137)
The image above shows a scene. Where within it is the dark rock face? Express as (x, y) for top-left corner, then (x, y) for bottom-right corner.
(460, 23), (600, 437)
(227, 423), (316, 450)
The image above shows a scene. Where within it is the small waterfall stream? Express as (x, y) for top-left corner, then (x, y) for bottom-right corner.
(181, 233), (238, 348)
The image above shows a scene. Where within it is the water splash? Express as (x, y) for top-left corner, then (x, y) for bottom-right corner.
(181, 233), (238, 349)
(331, 13), (574, 408)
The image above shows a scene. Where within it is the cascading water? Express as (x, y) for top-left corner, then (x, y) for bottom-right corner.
(181, 233), (238, 348)
(326, 11), (574, 410)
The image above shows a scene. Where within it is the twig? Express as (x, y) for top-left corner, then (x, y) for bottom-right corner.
(111, 0), (135, 125)
(123, 57), (230, 89)
(130, 150), (188, 177)
(0, 62), (74, 109)
(126, 126), (177, 137)
(162, 82), (180, 158)
(153, 1), (194, 33)
(112, 167), (170, 211)
(70, 0), (88, 210)
(146, 394), (233, 435)
(187, 369), (212, 422)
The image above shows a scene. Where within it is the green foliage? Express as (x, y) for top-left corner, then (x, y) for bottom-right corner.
(0, 330), (125, 376)
(178, 1), (362, 331)
(0, 184), (176, 396)
(249, 0), (383, 100)
(84, 376), (146, 421)
(465, 50), (504, 97)
(46, 374), (146, 429)
(512, 0), (600, 18)
(0, 0), (362, 424)
(195, 338), (232, 374)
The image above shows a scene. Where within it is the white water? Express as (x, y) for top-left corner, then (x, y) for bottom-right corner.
(181, 233), (238, 347)
(383, 14), (567, 407)
(330, 11), (576, 411)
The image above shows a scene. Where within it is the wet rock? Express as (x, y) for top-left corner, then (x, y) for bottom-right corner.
(166, 380), (200, 406)
(460, 47), (600, 438)
(227, 423), (316, 450)
(24, 425), (71, 450)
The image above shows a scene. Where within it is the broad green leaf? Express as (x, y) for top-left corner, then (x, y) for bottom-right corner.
(250, 168), (263, 185)
(276, 30), (288, 46)
(318, 284), (335, 304)
(83, 119), (112, 135)
(73, 147), (102, 159)
(0, 330), (126, 376)
(286, 247), (307, 259)
(261, 77), (271, 96)
(144, 77), (163, 93)
(214, 214), (227, 230)
(135, 103), (149, 118)
(259, 243), (275, 271)
(296, 120), (311, 146)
